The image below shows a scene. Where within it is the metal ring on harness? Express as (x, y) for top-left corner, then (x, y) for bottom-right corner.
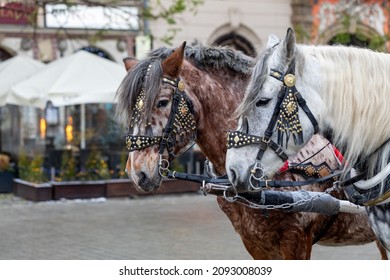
(223, 185), (239, 203)
(158, 155), (170, 177)
(249, 162), (266, 190)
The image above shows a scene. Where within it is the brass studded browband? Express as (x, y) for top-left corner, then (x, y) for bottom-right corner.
(126, 135), (161, 151)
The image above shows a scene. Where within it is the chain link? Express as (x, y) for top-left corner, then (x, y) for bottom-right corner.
(204, 182), (340, 210)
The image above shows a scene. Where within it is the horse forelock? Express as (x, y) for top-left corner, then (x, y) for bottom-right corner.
(233, 47), (272, 120)
(115, 59), (163, 128)
(306, 45), (390, 175)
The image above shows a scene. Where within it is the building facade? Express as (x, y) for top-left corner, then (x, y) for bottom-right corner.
(150, 0), (292, 55)
(0, 1), (140, 61)
(150, 0), (389, 55)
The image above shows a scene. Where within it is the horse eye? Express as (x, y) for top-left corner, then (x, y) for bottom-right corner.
(157, 100), (169, 108)
(256, 98), (271, 107)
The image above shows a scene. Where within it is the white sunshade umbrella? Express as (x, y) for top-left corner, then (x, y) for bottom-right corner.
(11, 50), (127, 149)
(0, 55), (45, 106)
(11, 50), (127, 108)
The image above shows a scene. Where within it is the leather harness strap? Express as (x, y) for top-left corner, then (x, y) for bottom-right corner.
(255, 59), (319, 163)
(126, 76), (196, 162)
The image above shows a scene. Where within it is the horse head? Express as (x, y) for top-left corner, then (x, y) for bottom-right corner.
(226, 28), (323, 192)
(116, 42), (197, 192)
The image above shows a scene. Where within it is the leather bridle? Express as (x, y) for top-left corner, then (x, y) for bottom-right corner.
(125, 73), (196, 174)
(227, 58), (322, 190)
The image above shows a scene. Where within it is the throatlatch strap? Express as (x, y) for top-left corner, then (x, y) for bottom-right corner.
(295, 92), (319, 134)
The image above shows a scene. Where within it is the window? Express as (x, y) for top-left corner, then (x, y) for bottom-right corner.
(214, 32), (256, 57)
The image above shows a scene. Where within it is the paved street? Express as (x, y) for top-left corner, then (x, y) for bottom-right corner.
(0, 192), (384, 260)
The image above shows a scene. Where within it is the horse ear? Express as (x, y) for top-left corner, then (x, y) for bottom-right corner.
(282, 28), (296, 60)
(123, 57), (138, 71)
(266, 34), (280, 48)
(162, 41), (186, 78)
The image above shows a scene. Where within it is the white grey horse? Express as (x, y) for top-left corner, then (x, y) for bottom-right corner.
(226, 28), (390, 251)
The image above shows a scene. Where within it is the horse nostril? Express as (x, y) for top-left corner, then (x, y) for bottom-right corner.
(138, 172), (148, 185)
(229, 168), (237, 186)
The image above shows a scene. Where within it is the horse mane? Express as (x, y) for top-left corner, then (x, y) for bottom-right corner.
(115, 44), (254, 127)
(307, 45), (390, 176)
(183, 44), (253, 74)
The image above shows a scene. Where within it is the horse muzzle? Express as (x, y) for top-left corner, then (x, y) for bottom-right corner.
(128, 169), (162, 192)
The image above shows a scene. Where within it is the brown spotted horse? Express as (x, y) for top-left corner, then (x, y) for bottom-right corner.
(115, 42), (387, 259)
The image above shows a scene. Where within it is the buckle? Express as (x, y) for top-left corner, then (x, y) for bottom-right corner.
(262, 137), (270, 144)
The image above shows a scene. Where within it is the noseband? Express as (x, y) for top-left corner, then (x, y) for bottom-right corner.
(126, 69), (196, 173)
(227, 59), (319, 189)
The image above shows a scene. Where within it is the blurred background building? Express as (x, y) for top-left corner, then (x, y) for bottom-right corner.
(151, 0), (389, 54)
(0, 0), (388, 180)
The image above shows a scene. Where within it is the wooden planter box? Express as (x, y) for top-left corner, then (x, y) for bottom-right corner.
(52, 180), (107, 200)
(105, 179), (147, 197)
(13, 178), (52, 202)
(160, 178), (201, 194)
(106, 178), (200, 197)
(13, 178), (200, 201)
(0, 171), (14, 193)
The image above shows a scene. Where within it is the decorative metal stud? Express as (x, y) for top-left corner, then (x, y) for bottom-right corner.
(138, 99), (144, 109)
(180, 105), (188, 114)
(318, 166), (330, 177)
(173, 94), (196, 139)
(305, 165), (315, 176)
(284, 74), (296, 87)
(271, 70), (281, 79)
(276, 87), (303, 146)
(129, 64), (152, 128)
(178, 80), (185, 91)
(286, 102), (294, 114)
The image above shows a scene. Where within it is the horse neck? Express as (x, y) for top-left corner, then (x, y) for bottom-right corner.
(304, 45), (390, 170)
(181, 61), (250, 174)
